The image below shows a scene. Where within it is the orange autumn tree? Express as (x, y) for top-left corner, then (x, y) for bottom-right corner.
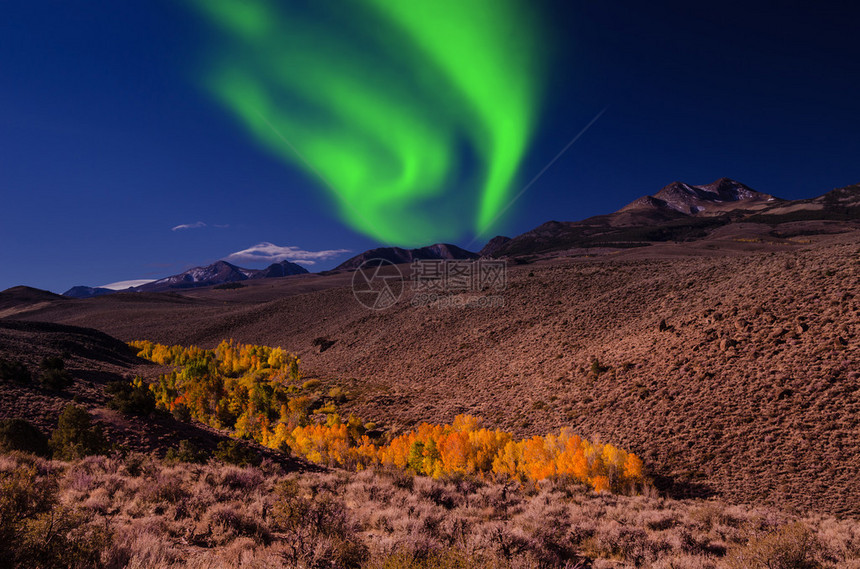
(131, 340), (646, 493)
(375, 418), (643, 492)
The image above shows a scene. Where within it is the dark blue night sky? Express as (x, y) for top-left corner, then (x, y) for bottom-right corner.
(2, 1), (858, 292)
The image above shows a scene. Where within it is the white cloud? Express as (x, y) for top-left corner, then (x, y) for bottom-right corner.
(99, 279), (156, 290)
(171, 221), (206, 231)
(224, 242), (350, 266)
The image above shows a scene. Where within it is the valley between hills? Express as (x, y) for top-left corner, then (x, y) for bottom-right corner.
(1, 178), (859, 568)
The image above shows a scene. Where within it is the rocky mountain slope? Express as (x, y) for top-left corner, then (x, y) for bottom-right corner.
(491, 179), (858, 258)
(132, 260), (250, 292)
(621, 178), (777, 215)
(478, 235), (512, 257)
(250, 259), (311, 279)
(135, 259), (309, 292)
(58, 179), (858, 296)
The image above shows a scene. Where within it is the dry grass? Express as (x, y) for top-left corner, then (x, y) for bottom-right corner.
(1, 451), (858, 568)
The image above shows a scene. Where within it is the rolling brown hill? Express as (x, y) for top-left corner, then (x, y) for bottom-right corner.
(0, 285), (67, 317)
(0, 320), (309, 469)
(4, 226), (859, 516)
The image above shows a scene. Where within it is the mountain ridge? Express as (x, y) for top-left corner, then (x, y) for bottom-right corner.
(64, 259), (310, 298)
(490, 178), (858, 258)
(623, 177), (778, 215)
(63, 286), (121, 299)
(335, 243), (478, 270)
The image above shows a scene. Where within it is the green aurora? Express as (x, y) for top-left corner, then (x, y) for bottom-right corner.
(192, 0), (544, 245)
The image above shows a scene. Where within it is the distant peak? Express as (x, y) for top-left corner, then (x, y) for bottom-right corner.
(63, 286), (115, 299)
(697, 177), (755, 195)
(714, 176), (740, 184)
(335, 242), (478, 270)
(1, 285), (64, 298)
(212, 260), (240, 268)
(620, 177), (774, 215)
(479, 235), (512, 257)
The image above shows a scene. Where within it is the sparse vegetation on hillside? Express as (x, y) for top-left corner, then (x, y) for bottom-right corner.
(0, 453), (109, 568)
(0, 418), (50, 456)
(106, 377), (156, 416)
(130, 340), (646, 492)
(164, 439), (207, 464)
(38, 355), (72, 390)
(48, 404), (108, 460)
(12, 239), (858, 515)
(0, 357), (31, 384)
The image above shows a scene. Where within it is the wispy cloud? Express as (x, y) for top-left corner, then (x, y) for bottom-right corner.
(99, 279), (155, 290)
(171, 221), (207, 231)
(224, 242), (350, 266)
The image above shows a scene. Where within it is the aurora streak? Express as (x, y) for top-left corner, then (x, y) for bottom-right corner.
(192, 0), (544, 245)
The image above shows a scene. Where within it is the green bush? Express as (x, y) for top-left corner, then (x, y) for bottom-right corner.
(0, 418), (50, 457)
(0, 458), (109, 568)
(346, 414), (365, 440)
(214, 439), (261, 466)
(164, 439), (207, 464)
(171, 402), (192, 422)
(49, 405), (108, 460)
(106, 378), (155, 416)
(328, 386), (347, 403)
(39, 356), (72, 390)
(590, 358), (609, 377)
(0, 357), (31, 384)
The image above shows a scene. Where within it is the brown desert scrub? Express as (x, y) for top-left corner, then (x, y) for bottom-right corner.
(724, 522), (822, 569)
(198, 503), (271, 546)
(216, 464), (265, 491)
(0, 453), (110, 568)
(1, 450), (858, 568)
